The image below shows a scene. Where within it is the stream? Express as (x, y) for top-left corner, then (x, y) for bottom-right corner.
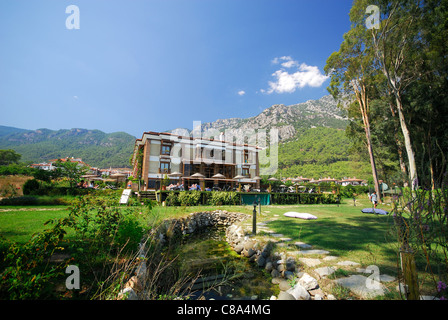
(173, 227), (277, 300)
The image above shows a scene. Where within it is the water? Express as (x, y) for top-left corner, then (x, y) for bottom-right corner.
(174, 227), (276, 300)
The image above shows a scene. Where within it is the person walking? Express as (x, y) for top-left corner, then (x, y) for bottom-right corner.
(369, 191), (378, 209)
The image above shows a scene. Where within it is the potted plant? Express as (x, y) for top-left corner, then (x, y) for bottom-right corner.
(161, 174), (170, 190)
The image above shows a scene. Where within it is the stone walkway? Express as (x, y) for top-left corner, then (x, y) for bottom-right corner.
(240, 216), (398, 300)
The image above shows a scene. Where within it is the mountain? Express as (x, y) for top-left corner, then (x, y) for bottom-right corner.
(0, 125), (28, 137)
(172, 95), (371, 180)
(0, 127), (135, 168)
(172, 95), (348, 141)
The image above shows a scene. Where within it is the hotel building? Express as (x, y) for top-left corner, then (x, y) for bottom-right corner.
(131, 131), (261, 191)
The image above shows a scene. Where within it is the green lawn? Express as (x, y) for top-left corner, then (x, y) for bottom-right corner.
(0, 206), (72, 243)
(254, 199), (399, 276)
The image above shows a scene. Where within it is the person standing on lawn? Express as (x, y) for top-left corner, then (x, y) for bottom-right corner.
(369, 191), (378, 209)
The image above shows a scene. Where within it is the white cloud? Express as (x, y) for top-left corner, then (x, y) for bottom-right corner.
(271, 56), (298, 68)
(265, 57), (328, 94)
(237, 90), (246, 96)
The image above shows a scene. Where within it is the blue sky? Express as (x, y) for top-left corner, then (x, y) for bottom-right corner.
(0, 0), (353, 138)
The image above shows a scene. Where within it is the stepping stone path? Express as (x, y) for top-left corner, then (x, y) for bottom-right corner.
(234, 217), (398, 300)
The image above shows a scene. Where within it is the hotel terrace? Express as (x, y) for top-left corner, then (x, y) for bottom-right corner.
(131, 131), (262, 191)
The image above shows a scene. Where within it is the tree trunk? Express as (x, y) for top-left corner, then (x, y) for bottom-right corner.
(366, 129), (381, 201)
(394, 94), (418, 189)
(354, 84), (381, 201)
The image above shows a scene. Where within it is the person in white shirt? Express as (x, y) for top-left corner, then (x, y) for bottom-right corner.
(370, 191), (378, 208)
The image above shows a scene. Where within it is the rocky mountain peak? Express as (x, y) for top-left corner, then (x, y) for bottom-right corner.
(170, 95), (347, 142)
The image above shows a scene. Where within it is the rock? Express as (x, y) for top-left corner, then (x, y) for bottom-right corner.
(271, 277), (283, 285)
(278, 279), (292, 291)
(314, 266), (336, 278)
(337, 260), (360, 267)
(420, 295), (439, 300)
(246, 248), (256, 258)
(299, 258), (321, 267)
(294, 242), (312, 249)
(284, 271), (295, 280)
(124, 276), (142, 292)
(265, 261), (273, 272)
(234, 243), (244, 254)
(277, 264), (285, 273)
(277, 291), (296, 300)
(297, 249), (330, 255)
(271, 269), (280, 278)
(244, 240), (256, 250)
(309, 288), (324, 297)
(323, 256), (338, 261)
(334, 275), (385, 299)
(117, 287), (138, 300)
(256, 255), (266, 268)
(286, 283), (311, 300)
(261, 242), (274, 257)
(379, 274), (396, 282)
(248, 253), (258, 262)
(136, 261), (147, 279)
(285, 258), (296, 271)
(298, 273), (319, 291)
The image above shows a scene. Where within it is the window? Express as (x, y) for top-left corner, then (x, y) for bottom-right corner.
(242, 167), (250, 177)
(159, 161), (170, 173)
(161, 143), (171, 155)
(244, 150), (249, 163)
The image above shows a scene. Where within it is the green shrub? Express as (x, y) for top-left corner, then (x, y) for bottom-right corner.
(178, 191), (201, 206)
(115, 213), (146, 252)
(0, 220), (69, 299)
(208, 191), (239, 205)
(22, 179), (40, 195)
(165, 192), (180, 206)
(0, 196), (39, 206)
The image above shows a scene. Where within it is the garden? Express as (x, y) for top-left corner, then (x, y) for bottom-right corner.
(0, 181), (447, 300)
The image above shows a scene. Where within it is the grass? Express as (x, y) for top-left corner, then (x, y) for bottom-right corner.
(0, 205), (73, 243)
(255, 199), (399, 275)
(0, 195), (439, 298)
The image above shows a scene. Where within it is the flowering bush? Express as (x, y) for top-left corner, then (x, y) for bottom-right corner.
(437, 281), (447, 300)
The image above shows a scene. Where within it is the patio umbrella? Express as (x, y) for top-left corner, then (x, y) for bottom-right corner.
(189, 173), (205, 190)
(190, 173), (205, 178)
(168, 171), (182, 177)
(267, 177), (278, 192)
(212, 173), (226, 179)
(233, 175), (245, 192)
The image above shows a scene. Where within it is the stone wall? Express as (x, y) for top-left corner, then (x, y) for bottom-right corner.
(155, 210), (249, 245)
(117, 210), (249, 300)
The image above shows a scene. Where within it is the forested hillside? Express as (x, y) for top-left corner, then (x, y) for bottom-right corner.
(276, 127), (372, 180)
(0, 126), (135, 168)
